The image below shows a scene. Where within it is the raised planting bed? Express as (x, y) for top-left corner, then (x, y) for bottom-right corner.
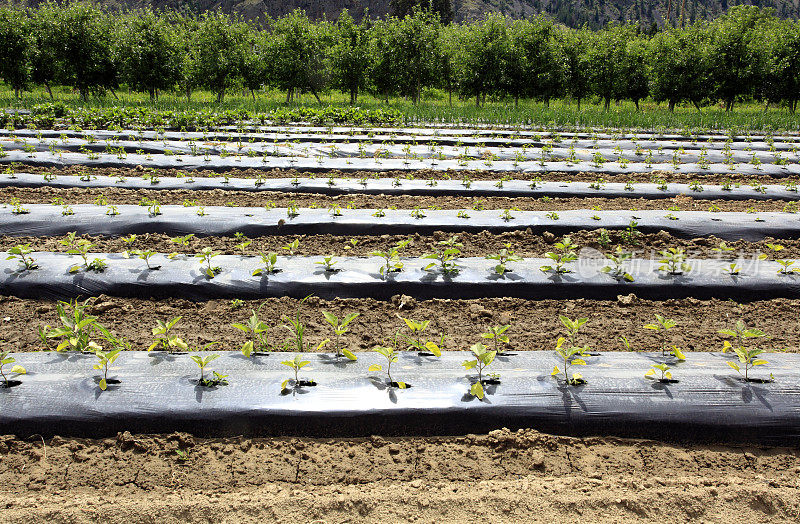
(0, 351), (795, 444)
(0, 252), (796, 301)
(4, 172), (800, 201)
(4, 150), (797, 177)
(0, 205), (797, 241)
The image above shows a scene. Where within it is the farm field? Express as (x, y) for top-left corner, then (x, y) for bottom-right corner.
(2, 121), (800, 522)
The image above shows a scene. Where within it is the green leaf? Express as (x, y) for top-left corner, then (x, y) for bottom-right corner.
(752, 359), (769, 366)
(425, 341), (441, 357)
(342, 348), (358, 361)
(462, 359), (478, 370)
(727, 361), (740, 371)
(322, 311), (338, 327)
(241, 341), (253, 358)
(470, 381), (485, 400)
(99, 378), (107, 391)
(281, 379), (289, 391)
(396, 381), (408, 389)
(368, 364), (382, 372)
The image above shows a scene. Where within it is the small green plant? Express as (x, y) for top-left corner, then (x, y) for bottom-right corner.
(369, 345), (408, 388)
(658, 248), (690, 275)
(645, 363), (676, 382)
(45, 299), (111, 353)
(551, 316), (590, 386)
(601, 247), (634, 281)
(322, 311), (359, 361)
(190, 354), (228, 387)
(410, 206), (426, 219)
(371, 239), (410, 276)
(315, 255), (339, 272)
(196, 247), (221, 278)
(282, 296), (328, 354)
(391, 318), (436, 358)
(135, 250), (160, 270)
(720, 325), (772, 382)
(719, 321), (767, 353)
(480, 325), (511, 354)
(234, 232), (252, 254)
(233, 309), (272, 357)
(0, 351), (26, 387)
(148, 317), (187, 352)
(252, 252), (280, 276)
(462, 343), (498, 400)
(9, 197), (29, 215)
(620, 220), (641, 245)
(712, 242), (736, 258)
(644, 314), (684, 359)
(422, 236), (462, 275)
(281, 354), (315, 391)
(545, 211), (559, 220)
(486, 244), (522, 275)
(93, 348), (121, 391)
(282, 239), (300, 256)
(6, 244), (38, 271)
(540, 236), (578, 274)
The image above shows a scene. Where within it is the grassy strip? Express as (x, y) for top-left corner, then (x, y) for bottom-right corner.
(3, 87), (800, 132)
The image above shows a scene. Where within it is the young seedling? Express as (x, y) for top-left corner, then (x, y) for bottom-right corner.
(371, 239), (410, 276)
(232, 309), (272, 357)
(322, 311), (359, 361)
(282, 296), (329, 354)
(93, 348), (121, 391)
(252, 252), (280, 276)
(0, 351), (25, 388)
(281, 354), (315, 391)
(719, 321), (767, 353)
(540, 237), (578, 274)
(758, 243), (798, 274)
(66, 238), (107, 273)
(620, 220), (641, 245)
(400, 316), (441, 356)
(282, 239), (300, 256)
(658, 248), (690, 275)
(134, 250), (160, 270)
(6, 244), (38, 271)
(234, 232), (252, 254)
(551, 336), (589, 387)
(645, 363), (677, 383)
(712, 241), (736, 259)
(196, 247), (221, 278)
(486, 243), (523, 275)
(601, 246), (634, 281)
(644, 314), (685, 359)
(315, 255), (339, 273)
(481, 324), (511, 355)
(121, 234), (138, 258)
(190, 354), (228, 387)
(46, 299), (112, 353)
(369, 345), (408, 388)
(148, 317), (188, 353)
(726, 345), (773, 382)
(462, 342), (499, 400)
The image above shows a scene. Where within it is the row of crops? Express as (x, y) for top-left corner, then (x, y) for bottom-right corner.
(0, 121), (799, 444)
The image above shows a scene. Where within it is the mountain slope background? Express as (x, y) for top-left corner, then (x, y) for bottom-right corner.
(15, 0), (800, 28)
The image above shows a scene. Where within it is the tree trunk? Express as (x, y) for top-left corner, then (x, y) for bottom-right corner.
(251, 89), (256, 101)
(680, 0), (687, 26)
(186, 87), (192, 101)
(666, 0), (672, 25)
(217, 90), (224, 103)
(475, 93), (480, 107)
(448, 86), (452, 107)
(692, 99), (702, 112)
(514, 94), (518, 108)
(149, 88), (156, 102)
(544, 98), (550, 108)
(634, 99), (640, 111)
(603, 97), (610, 111)
(310, 86), (322, 104)
(286, 88), (292, 103)
(577, 98), (581, 110)
(45, 83), (53, 100)
(668, 100), (675, 112)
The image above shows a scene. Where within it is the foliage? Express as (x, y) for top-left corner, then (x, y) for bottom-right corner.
(462, 342), (498, 399)
(0, 351), (26, 387)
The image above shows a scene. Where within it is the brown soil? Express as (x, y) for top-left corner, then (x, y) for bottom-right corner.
(1, 428), (798, 523)
(4, 229), (798, 259)
(0, 186), (792, 212)
(17, 164), (800, 185)
(6, 295), (797, 354)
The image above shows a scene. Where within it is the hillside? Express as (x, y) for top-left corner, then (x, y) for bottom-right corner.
(18, 0), (800, 27)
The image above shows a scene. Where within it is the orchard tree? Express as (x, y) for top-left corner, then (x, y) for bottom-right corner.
(752, 17), (800, 112)
(558, 27), (592, 109)
(192, 11), (250, 102)
(119, 9), (179, 101)
(506, 16), (564, 107)
(240, 28), (269, 100)
(0, 7), (33, 99)
(455, 13), (509, 107)
(368, 19), (397, 103)
(708, 5), (772, 111)
(330, 11), (371, 105)
(55, 2), (119, 100)
(384, 9), (441, 104)
(268, 10), (330, 103)
(622, 36), (649, 110)
(648, 24), (710, 111)
(585, 23), (638, 110)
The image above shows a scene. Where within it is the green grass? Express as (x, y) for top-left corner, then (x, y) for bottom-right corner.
(3, 84), (800, 133)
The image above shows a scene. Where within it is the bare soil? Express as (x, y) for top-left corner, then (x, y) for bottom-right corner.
(16, 164), (800, 185)
(0, 186), (792, 212)
(1, 428), (798, 523)
(3, 229), (798, 258)
(5, 295), (797, 354)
